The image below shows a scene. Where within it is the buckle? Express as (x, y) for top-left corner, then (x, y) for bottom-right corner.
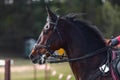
(99, 64), (109, 74)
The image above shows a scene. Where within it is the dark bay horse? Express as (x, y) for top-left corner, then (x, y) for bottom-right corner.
(29, 7), (113, 80)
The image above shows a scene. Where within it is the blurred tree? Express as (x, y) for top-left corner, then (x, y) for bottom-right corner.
(91, 1), (120, 38)
(0, 0), (46, 52)
(0, 0), (120, 54)
(110, 0), (120, 6)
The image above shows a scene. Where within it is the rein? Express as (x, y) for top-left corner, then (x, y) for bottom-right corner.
(47, 46), (111, 63)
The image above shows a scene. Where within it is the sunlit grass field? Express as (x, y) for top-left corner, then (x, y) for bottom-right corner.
(0, 58), (75, 80)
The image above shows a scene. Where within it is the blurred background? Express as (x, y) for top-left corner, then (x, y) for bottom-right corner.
(0, 0), (120, 80)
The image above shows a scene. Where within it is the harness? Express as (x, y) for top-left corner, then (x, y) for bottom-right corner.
(47, 46), (109, 63)
(34, 15), (119, 80)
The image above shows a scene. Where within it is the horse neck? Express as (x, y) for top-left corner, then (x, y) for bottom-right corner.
(62, 22), (107, 57)
(61, 21), (108, 80)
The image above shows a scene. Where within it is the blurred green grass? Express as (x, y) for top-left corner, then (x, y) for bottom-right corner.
(0, 58), (75, 80)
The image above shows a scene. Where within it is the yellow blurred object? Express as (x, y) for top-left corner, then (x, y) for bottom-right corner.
(57, 48), (65, 56)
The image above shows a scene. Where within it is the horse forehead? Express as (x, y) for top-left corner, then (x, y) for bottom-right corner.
(47, 16), (57, 23)
(47, 16), (52, 22)
(47, 16), (50, 21)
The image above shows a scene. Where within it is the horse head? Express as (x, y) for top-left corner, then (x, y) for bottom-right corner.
(29, 7), (64, 64)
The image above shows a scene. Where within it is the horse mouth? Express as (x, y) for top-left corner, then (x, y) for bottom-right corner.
(29, 54), (46, 64)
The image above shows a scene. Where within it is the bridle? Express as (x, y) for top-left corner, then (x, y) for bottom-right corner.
(33, 15), (63, 57)
(33, 15), (111, 64)
(31, 14), (114, 79)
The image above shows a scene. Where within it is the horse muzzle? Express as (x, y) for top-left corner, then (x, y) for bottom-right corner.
(29, 53), (46, 64)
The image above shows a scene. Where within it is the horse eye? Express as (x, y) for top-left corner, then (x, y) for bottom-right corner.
(46, 26), (49, 29)
(44, 27), (49, 34)
(44, 24), (50, 30)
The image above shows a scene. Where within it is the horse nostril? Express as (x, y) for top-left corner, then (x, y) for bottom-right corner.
(29, 54), (34, 59)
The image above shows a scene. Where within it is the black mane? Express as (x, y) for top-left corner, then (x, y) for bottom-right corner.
(64, 14), (106, 53)
(65, 14), (105, 43)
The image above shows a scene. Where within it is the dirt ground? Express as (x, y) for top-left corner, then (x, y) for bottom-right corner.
(0, 64), (50, 73)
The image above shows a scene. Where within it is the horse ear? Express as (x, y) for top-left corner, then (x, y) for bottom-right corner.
(46, 6), (57, 21)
